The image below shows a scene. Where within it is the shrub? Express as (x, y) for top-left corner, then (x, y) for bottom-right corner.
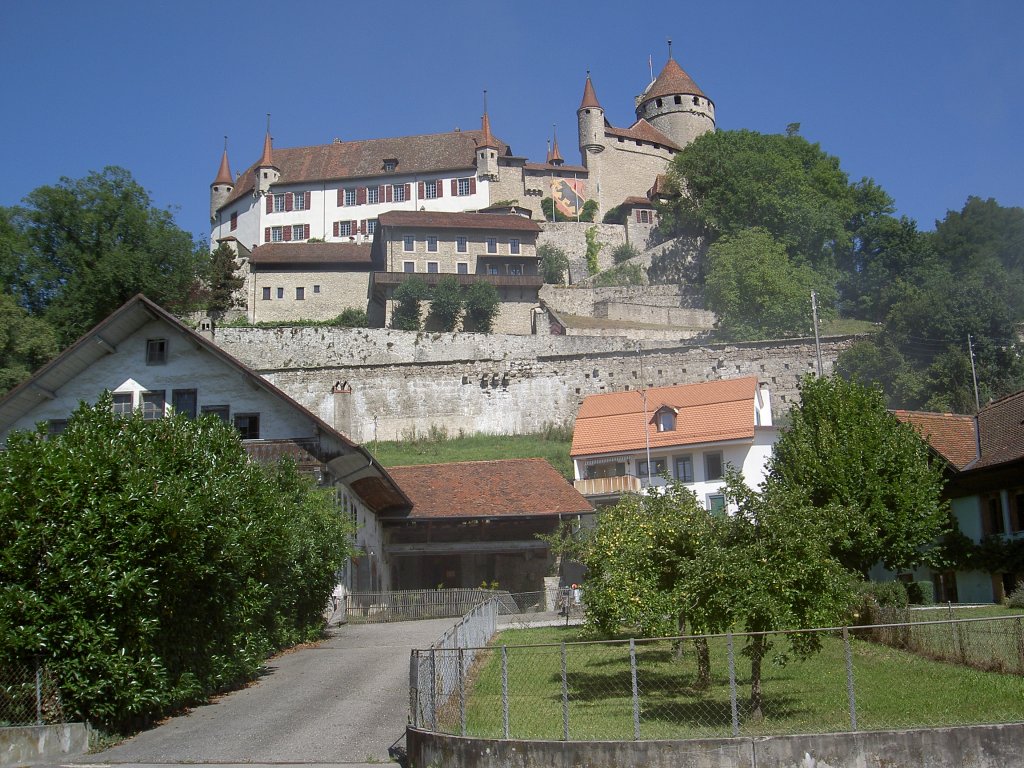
(392, 276), (428, 330)
(464, 281), (500, 333)
(906, 580), (935, 605)
(1008, 584), (1024, 609)
(870, 580), (910, 608)
(611, 243), (640, 264)
(579, 199), (598, 223)
(591, 263), (645, 287)
(334, 307), (368, 327)
(428, 276), (463, 331)
(539, 244), (569, 284)
(0, 396), (351, 732)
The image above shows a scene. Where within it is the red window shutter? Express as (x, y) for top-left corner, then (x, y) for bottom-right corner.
(418, 182), (425, 199)
(385, 185), (393, 202)
(470, 178), (477, 194)
(283, 227), (292, 242)
(379, 185), (385, 201)
(635, 210), (641, 222)
(360, 220), (367, 234)
(333, 221), (339, 237)
(451, 179), (458, 196)
(337, 189), (344, 206)
(305, 192), (311, 209)
(351, 220), (358, 234)
(264, 227), (271, 243)
(436, 179), (443, 198)
(404, 183), (411, 200)
(285, 193), (293, 212)
(357, 187), (367, 205)
(265, 196), (272, 214)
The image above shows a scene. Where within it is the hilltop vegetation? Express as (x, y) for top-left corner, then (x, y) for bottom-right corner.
(658, 129), (1024, 411)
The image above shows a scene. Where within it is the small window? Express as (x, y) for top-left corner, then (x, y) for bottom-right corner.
(508, 264), (523, 276)
(366, 187), (379, 205)
(656, 98), (663, 107)
(262, 286), (271, 300)
(270, 226), (284, 242)
(427, 262), (439, 273)
(487, 264), (500, 275)
(201, 405), (230, 423)
(705, 451), (724, 481)
(296, 287), (305, 300)
(674, 95), (682, 105)
(403, 235), (415, 252)
(424, 180), (438, 199)
(707, 494), (727, 515)
(366, 219), (377, 235)
(277, 287), (284, 299)
(510, 238), (521, 255)
(456, 236), (468, 253)
(171, 389), (198, 419)
(486, 237), (497, 254)
(383, 159), (397, 172)
(112, 392), (133, 416)
(657, 410), (676, 432)
(393, 184), (406, 202)
(141, 391), (165, 421)
(146, 339), (167, 365)
(403, 261), (415, 273)
(273, 193), (286, 213)
(293, 192), (307, 211)
(457, 178), (471, 196)
(457, 262), (468, 275)
(693, 96), (700, 105)
(47, 419), (68, 438)
(313, 285), (321, 294)
(234, 413), (260, 440)
(638, 458), (667, 478)
(230, 212), (238, 231)
(427, 236), (438, 253)
(675, 455), (694, 483)
(344, 188), (357, 206)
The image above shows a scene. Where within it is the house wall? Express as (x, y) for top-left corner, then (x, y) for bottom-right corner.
(248, 269), (371, 323)
(211, 327), (857, 444)
(381, 229), (538, 276)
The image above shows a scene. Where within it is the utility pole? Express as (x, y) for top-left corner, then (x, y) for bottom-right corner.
(637, 345), (653, 488)
(810, 291), (824, 377)
(968, 335), (981, 413)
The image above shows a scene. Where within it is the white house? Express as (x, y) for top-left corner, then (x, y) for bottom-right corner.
(0, 295), (411, 595)
(570, 377), (777, 510)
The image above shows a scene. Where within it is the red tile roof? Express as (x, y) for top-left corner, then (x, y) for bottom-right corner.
(386, 459), (593, 519)
(579, 74), (601, 110)
(378, 210), (541, 233)
(892, 410), (978, 470)
(973, 389), (1024, 469)
(606, 120), (681, 151)
(258, 130), (275, 168)
(248, 242), (373, 267)
(212, 148), (232, 186)
(523, 162), (588, 173)
(219, 129), (508, 212)
(480, 112), (498, 149)
(572, 377), (761, 457)
(638, 57), (708, 104)
(621, 196), (652, 207)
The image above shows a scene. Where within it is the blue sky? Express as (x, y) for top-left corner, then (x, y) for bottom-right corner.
(2, 1), (1022, 242)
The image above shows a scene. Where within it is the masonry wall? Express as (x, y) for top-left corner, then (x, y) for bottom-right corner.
(538, 222), (627, 282)
(248, 269), (371, 323)
(212, 327), (857, 443)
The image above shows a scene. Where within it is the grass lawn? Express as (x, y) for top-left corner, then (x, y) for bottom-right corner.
(451, 625), (1024, 740)
(369, 430), (574, 479)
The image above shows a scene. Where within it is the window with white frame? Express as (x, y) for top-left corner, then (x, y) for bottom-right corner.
(112, 392), (133, 417)
(270, 226), (284, 242)
(705, 451), (724, 481)
(427, 236), (438, 252)
(457, 177), (471, 196)
(403, 235), (415, 252)
(337, 221), (352, 237)
(141, 391), (165, 421)
(393, 184), (406, 202)
(674, 455), (694, 483)
(457, 236), (467, 253)
(293, 192), (307, 211)
(383, 159), (397, 172)
(486, 237), (497, 254)
(638, 457), (667, 478)
(344, 188), (357, 206)
(367, 187), (379, 204)
(424, 180), (438, 199)
(366, 219), (377, 235)
(510, 238), (521, 254)
(291, 224), (307, 240)
(656, 410), (676, 432)
(427, 262), (439, 273)
(273, 193), (287, 212)
(707, 494), (727, 515)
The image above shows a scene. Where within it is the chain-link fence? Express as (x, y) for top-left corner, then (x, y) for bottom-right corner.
(411, 614), (1024, 740)
(1, 661), (65, 727)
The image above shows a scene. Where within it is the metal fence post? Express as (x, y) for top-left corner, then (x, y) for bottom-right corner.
(561, 642), (569, 741)
(501, 646), (510, 739)
(458, 648), (466, 736)
(726, 632), (739, 737)
(843, 626), (858, 732)
(429, 648), (437, 731)
(409, 651), (419, 729)
(629, 639), (640, 740)
(1016, 617), (1024, 675)
(35, 664), (43, 726)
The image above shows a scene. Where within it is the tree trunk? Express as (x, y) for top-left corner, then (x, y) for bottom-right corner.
(749, 634), (765, 721)
(694, 636), (711, 689)
(674, 611), (686, 659)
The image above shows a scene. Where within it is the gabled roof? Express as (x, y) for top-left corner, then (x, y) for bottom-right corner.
(248, 242), (373, 267)
(621, 196), (653, 207)
(638, 57), (709, 105)
(572, 377), (762, 457)
(0, 295), (411, 514)
(378, 210), (542, 233)
(971, 389), (1024, 470)
(219, 129), (509, 212)
(892, 410), (978, 470)
(606, 120), (681, 151)
(384, 459), (593, 519)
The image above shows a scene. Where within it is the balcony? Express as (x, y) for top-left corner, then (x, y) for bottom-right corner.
(573, 475), (643, 498)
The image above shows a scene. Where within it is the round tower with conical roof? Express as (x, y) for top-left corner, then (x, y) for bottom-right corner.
(476, 94), (500, 182)
(577, 72), (605, 159)
(210, 138), (234, 223)
(255, 116), (280, 197)
(635, 47), (715, 150)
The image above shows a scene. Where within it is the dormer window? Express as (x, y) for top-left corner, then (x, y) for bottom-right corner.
(655, 407), (676, 432)
(383, 159), (398, 172)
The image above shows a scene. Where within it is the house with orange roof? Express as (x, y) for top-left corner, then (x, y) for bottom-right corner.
(379, 459), (593, 594)
(571, 377), (776, 510)
(895, 394), (1024, 603)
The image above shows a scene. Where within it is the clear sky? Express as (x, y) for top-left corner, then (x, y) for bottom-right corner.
(2, 1), (1021, 243)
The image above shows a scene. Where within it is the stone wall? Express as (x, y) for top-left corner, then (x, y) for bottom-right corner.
(537, 222), (627, 282)
(212, 326), (858, 443)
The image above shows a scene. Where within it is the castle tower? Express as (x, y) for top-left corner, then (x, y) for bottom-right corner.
(634, 44), (715, 149)
(255, 116), (280, 197)
(577, 72), (605, 160)
(476, 92), (500, 181)
(549, 125), (564, 167)
(209, 137), (233, 223)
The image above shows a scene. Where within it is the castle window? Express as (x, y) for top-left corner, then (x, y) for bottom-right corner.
(313, 285), (321, 293)
(146, 338), (167, 365)
(693, 96), (700, 105)
(427, 236), (438, 252)
(141, 391), (165, 421)
(486, 237), (497, 254)
(277, 287), (284, 299)
(344, 188), (357, 206)
(273, 194), (287, 213)
(403, 261), (415, 273)
(262, 287), (271, 300)
(403, 235), (415, 252)
(457, 262), (468, 274)
(510, 238), (520, 255)
(393, 184), (407, 202)
(674, 96), (682, 105)
(456, 236), (468, 253)
(427, 262), (439, 273)
(296, 287), (305, 301)
(367, 186), (379, 204)
(424, 180), (439, 199)
(656, 98), (663, 107)
(230, 212), (238, 231)
(457, 178), (472, 196)
(383, 159), (397, 172)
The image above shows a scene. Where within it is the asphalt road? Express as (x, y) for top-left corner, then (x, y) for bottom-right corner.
(72, 617), (456, 767)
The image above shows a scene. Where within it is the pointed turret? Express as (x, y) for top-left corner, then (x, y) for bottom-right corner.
(577, 70), (605, 159)
(549, 125), (564, 167)
(579, 73), (602, 110)
(635, 41), (715, 149)
(210, 137), (234, 222)
(476, 91), (499, 181)
(255, 114), (280, 197)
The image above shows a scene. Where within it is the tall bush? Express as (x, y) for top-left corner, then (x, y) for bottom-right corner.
(428, 276), (464, 331)
(391, 276), (428, 330)
(0, 396), (351, 732)
(464, 281), (500, 333)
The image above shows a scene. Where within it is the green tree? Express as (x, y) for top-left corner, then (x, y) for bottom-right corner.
(0, 293), (59, 393)
(334, 307), (368, 327)
(0, 396), (352, 731)
(391, 276), (428, 330)
(767, 374), (949, 576)
(464, 281), (500, 333)
(539, 244), (569, 284)
(205, 243), (244, 317)
(428, 275), (464, 331)
(704, 228), (834, 340)
(7, 167), (205, 345)
(611, 242), (640, 264)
